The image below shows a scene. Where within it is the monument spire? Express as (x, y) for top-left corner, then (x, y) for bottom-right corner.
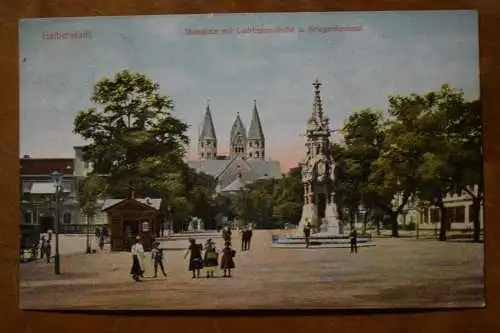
(312, 79), (324, 120)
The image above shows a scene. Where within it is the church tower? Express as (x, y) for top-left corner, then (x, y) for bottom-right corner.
(246, 100), (265, 160)
(229, 112), (247, 158)
(198, 99), (218, 160)
(297, 79), (340, 234)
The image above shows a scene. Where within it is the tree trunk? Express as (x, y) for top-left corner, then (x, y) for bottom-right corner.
(376, 218), (381, 236)
(471, 198), (482, 242)
(390, 212), (399, 237)
(362, 212), (368, 234)
(349, 210), (355, 231)
(438, 203), (447, 241)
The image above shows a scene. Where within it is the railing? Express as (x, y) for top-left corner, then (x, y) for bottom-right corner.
(58, 224), (109, 234)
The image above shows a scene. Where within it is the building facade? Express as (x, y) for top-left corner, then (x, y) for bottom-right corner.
(189, 99), (282, 194)
(19, 147), (107, 233)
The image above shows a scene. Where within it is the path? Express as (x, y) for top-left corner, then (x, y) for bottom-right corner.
(19, 230), (484, 310)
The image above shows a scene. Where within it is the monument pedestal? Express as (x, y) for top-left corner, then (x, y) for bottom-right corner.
(297, 203), (318, 235)
(321, 203), (343, 235)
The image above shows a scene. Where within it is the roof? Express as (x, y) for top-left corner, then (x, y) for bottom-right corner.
(221, 177), (246, 193)
(230, 113), (247, 142)
(101, 198), (162, 211)
(187, 159), (230, 177)
(20, 158), (74, 175)
(187, 158), (282, 179)
(27, 182), (72, 194)
(247, 100), (265, 140)
(199, 102), (217, 141)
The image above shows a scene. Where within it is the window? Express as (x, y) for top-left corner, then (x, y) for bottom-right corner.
(201, 142), (204, 148)
(249, 153), (253, 158)
(63, 212), (72, 224)
(201, 152), (205, 158)
(23, 210), (33, 224)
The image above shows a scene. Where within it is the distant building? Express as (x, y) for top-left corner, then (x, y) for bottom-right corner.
(187, 99), (282, 194)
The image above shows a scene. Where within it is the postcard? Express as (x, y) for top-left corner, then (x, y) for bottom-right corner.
(19, 11), (483, 310)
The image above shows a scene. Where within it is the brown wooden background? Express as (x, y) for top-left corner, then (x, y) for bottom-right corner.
(1, 0), (499, 332)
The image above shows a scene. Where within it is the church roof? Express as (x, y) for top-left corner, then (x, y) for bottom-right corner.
(247, 100), (265, 140)
(230, 113), (247, 142)
(199, 100), (217, 141)
(220, 177), (246, 193)
(187, 158), (282, 179)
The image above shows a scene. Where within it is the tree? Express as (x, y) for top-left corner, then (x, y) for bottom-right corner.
(272, 167), (303, 224)
(448, 99), (483, 242)
(73, 70), (189, 190)
(415, 85), (468, 241)
(334, 109), (385, 231)
(78, 174), (107, 251)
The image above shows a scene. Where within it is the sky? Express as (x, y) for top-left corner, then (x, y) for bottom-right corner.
(19, 11), (479, 171)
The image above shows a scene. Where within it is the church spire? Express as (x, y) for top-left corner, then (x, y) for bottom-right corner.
(230, 112), (246, 142)
(200, 98), (217, 141)
(312, 79), (324, 121)
(230, 112), (247, 158)
(247, 99), (265, 140)
(246, 99), (266, 160)
(198, 99), (218, 160)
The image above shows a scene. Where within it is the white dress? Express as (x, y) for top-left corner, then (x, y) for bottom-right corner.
(131, 243), (145, 271)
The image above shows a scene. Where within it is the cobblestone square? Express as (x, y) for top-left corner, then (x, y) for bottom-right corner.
(19, 230), (484, 310)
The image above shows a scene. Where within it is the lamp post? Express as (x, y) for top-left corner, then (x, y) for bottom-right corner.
(51, 170), (62, 275)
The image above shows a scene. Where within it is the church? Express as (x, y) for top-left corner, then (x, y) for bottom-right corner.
(187, 100), (282, 194)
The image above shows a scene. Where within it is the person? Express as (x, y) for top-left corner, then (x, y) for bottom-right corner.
(151, 241), (167, 278)
(222, 226), (232, 243)
(350, 229), (358, 254)
(220, 241), (235, 278)
(246, 225), (253, 251)
(130, 236), (145, 282)
(184, 238), (203, 278)
(98, 232), (105, 252)
(303, 220), (312, 248)
(39, 235), (47, 260)
(241, 226), (248, 252)
(203, 239), (219, 278)
(45, 239), (52, 263)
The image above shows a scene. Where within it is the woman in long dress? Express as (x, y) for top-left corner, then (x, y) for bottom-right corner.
(184, 238), (203, 278)
(130, 236), (145, 282)
(220, 241), (235, 278)
(203, 239), (219, 278)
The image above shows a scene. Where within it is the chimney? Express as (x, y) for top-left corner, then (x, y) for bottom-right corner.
(128, 182), (137, 200)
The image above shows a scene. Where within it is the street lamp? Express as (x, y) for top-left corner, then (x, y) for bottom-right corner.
(51, 170), (62, 275)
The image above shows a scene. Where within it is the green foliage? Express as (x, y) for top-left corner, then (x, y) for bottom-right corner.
(332, 84), (482, 240)
(227, 167), (303, 229)
(73, 70), (189, 187)
(74, 70), (217, 229)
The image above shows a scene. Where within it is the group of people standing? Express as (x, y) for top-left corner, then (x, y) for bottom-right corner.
(130, 236), (167, 282)
(184, 236), (236, 278)
(129, 227), (240, 282)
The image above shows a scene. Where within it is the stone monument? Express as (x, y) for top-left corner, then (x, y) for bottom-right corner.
(296, 79), (342, 236)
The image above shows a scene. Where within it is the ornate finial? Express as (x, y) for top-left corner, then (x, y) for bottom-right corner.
(313, 79), (322, 91)
(206, 98), (210, 107)
(312, 79), (324, 120)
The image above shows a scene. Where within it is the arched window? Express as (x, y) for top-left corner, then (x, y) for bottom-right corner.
(63, 212), (72, 224)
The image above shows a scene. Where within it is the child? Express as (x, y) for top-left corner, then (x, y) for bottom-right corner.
(220, 241), (235, 278)
(184, 238), (203, 278)
(151, 241), (167, 278)
(203, 239), (219, 278)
